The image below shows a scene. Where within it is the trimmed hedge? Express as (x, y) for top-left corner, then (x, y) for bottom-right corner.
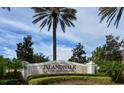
(27, 73), (108, 81)
(0, 79), (19, 85)
(28, 76), (112, 85)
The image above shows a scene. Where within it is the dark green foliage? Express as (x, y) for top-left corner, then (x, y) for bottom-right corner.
(104, 35), (123, 61)
(16, 35), (34, 63)
(0, 79), (19, 85)
(0, 56), (25, 84)
(91, 35), (124, 62)
(90, 46), (105, 62)
(28, 76), (112, 85)
(98, 7), (124, 28)
(91, 35), (124, 82)
(5, 58), (24, 80)
(1, 7), (10, 11)
(4, 72), (26, 84)
(0, 56), (11, 79)
(0, 64), (5, 79)
(7, 58), (24, 76)
(5, 72), (23, 80)
(33, 53), (49, 63)
(96, 60), (124, 82)
(68, 43), (87, 63)
(16, 35), (49, 63)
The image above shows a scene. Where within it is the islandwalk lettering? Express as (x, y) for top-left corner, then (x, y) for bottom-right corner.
(43, 64), (76, 72)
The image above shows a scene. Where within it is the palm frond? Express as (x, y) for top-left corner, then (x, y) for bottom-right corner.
(39, 18), (48, 31)
(32, 7), (77, 32)
(98, 7), (124, 28)
(33, 13), (47, 18)
(114, 7), (124, 28)
(59, 18), (65, 32)
(32, 7), (47, 13)
(2, 7), (10, 11)
(47, 15), (52, 31)
(32, 15), (48, 24)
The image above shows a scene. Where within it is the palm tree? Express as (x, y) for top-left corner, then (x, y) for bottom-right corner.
(10, 58), (24, 76)
(1, 7), (10, 11)
(98, 7), (124, 28)
(32, 7), (77, 61)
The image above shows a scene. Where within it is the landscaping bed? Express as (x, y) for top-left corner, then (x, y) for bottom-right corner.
(27, 73), (107, 81)
(28, 75), (112, 85)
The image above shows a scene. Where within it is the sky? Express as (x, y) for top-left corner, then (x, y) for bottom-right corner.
(0, 7), (124, 60)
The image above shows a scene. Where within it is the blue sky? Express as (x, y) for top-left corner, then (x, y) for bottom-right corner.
(0, 7), (124, 60)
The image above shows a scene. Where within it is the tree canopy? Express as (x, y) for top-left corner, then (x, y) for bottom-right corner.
(16, 35), (49, 63)
(68, 43), (87, 63)
(91, 34), (124, 62)
(16, 35), (34, 63)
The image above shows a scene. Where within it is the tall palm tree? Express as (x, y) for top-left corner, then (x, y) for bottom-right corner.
(32, 7), (77, 61)
(98, 7), (124, 28)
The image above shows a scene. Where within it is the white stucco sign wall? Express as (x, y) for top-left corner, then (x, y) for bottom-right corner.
(21, 60), (97, 79)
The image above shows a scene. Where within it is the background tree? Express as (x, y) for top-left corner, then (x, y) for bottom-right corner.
(33, 53), (49, 63)
(98, 7), (124, 28)
(91, 46), (105, 62)
(68, 43), (87, 63)
(91, 35), (124, 82)
(16, 35), (49, 63)
(0, 56), (11, 79)
(16, 35), (34, 63)
(10, 58), (24, 76)
(32, 7), (77, 61)
(104, 35), (123, 61)
(91, 34), (124, 62)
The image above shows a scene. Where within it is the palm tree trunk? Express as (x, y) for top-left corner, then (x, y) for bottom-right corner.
(53, 16), (57, 61)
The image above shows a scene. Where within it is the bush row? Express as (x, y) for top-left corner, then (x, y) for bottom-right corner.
(0, 79), (19, 85)
(4, 72), (23, 79)
(0, 72), (27, 85)
(27, 73), (108, 81)
(28, 76), (112, 85)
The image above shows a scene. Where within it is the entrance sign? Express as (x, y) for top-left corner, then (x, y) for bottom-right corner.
(21, 60), (97, 79)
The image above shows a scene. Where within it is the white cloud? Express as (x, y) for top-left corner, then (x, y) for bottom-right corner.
(33, 42), (72, 60)
(2, 47), (16, 59)
(0, 16), (51, 36)
(0, 16), (35, 31)
(57, 45), (72, 60)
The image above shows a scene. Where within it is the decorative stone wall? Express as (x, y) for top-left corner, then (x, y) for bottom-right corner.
(21, 60), (97, 79)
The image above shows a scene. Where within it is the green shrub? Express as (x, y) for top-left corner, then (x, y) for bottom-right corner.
(28, 76), (112, 85)
(27, 73), (108, 81)
(5, 72), (23, 80)
(0, 63), (6, 79)
(0, 56), (12, 79)
(96, 60), (124, 82)
(0, 79), (19, 85)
